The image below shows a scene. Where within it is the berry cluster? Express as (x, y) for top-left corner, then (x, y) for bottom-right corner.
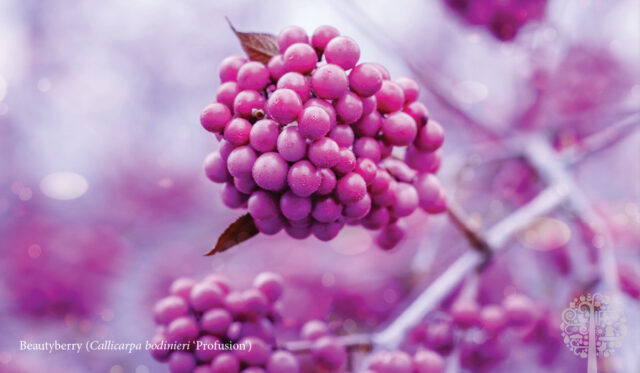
(201, 25), (446, 248)
(299, 320), (348, 371)
(409, 294), (545, 372)
(150, 272), (300, 373)
(444, 0), (547, 41)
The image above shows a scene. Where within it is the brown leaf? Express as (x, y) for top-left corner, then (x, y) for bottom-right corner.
(226, 17), (279, 65)
(206, 213), (259, 256)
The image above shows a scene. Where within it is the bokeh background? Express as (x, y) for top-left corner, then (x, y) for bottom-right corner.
(0, 0), (638, 372)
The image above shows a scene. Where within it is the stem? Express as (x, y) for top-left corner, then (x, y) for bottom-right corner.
(446, 200), (491, 255)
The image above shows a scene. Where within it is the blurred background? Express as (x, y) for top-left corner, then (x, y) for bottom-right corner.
(0, 0), (638, 372)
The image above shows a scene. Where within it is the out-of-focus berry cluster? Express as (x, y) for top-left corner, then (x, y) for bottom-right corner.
(150, 272), (300, 373)
(200, 25), (446, 249)
(444, 0), (547, 41)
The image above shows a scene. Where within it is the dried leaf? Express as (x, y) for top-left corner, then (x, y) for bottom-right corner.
(206, 213), (259, 256)
(226, 17), (279, 64)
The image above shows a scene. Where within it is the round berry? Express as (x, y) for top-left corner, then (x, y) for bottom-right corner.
(298, 106), (331, 140)
(167, 316), (199, 343)
(252, 152), (289, 191)
(390, 182), (419, 217)
(451, 298), (481, 329)
(237, 61), (270, 91)
(227, 146), (257, 179)
(370, 62), (391, 80)
(219, 55), (247, 82)
(343, 192), (372, 219)
(267, 54), (287, 81)
(253, 272), (284, 303)
(376, 223), (405, 250)
(248, 191), (279, 221)
(481, 305), (506, 333)
(287, 160), (321, 197)
(415, 120), (444, 151)
(301, 320), (330, 340)
(277, 72), (310, 101)
(254, 215), (285, 235)
(221, 183), (248, 208)
(236, 337), (270, 366)
(334, 91), (363, 124)
(361, 206), (391, 230)
(170, 277), (196, 300)
(283, 43), (317, 74)
(395, 77), (420, 103)
(413, 349), (445, 373)
(169, 351), (197, 373)
(311, 25), (340, 55)
(404, 101), (430, 126)
(354, 158), (377, 184)
(308, 138), (340, 168)
(375, 80), (405, 113)
(353, 111), (382, 137)
(311, 221), (343, 241)
(311, 336), (347, 370)
(329, 124), (354, 148)
(154, 296), (189, 325)
(200, 308), (233, 336)
(324, 36), (360, 70)
(405, 147), (442, 173)
(224, 118), (252, 146)
(250, 119), (280, 152)
(277, 126), (307, 162)
(305, 98), (337, 128)
(216, 82), (240, 109)
(201, 103), (232, 133)
(285, 225), (312, 240)
(311, 64), (348, 100)
(336, 172), (367, 204)
(353, 137), (381, 162)
(502, 294), (535, 327)
(204, 151), (231, 183)
(211, 353), (240, 373)
(267, 88), (302, 124)
(277, 26), (309, 53)
(233, 90), (266, 119)
(369, 169), (393, 195)
(414, 174), (447, 213)
(382, 112), (418, 146)
(316, 168), (337, 195)
(190, 282), (225, 311)
(312, 196), (343, 223)
(267, 350), (299, 373)
(361, 94), (377, 116)
(280, 190), (312, 221)
(333, 148), (356, 175)
(349, 63), (383, 97)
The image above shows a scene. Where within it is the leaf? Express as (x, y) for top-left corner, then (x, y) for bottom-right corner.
(206, 213), (259, 256)
(226, 17), (279, 64)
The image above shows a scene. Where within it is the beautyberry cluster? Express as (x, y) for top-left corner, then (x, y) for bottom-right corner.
(150, 272), (300, 373)
(444, 0), (547, 41)
(201, 25), (446, 248)
(409, 294), (543, 372)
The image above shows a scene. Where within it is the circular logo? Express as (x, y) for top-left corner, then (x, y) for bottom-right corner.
(560, 293), (627, 359)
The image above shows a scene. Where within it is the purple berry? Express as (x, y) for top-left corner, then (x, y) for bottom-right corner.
(405, 147), (442, 173)
(349, 63), (383, 97)
(277, 26), (309, 53)
(354, 111), (383, 137)
(267, 88), (303, 124)
(376, 223), (405, 250)
(334, 91), (363, 124)
(280, 190), (312, 221)
(217, 82), (240, 109)
(277, 126), (307, 162)
(200, 308), (233, 336)
(253, 272), (284, 303)
(201, 103), (232, 133)
(283, 43), (317, 74)
(311, 221), (343, 241)
(308, 138), (340, 168)
(312, 196), (343, 223)
(167, 316), (199, 343)
(233, 90), (266, 119)
(211, 353), (240, 373)
(311, 64), (348, 100)
(154, 296), (189, 325)
(376, 80), (405, 113)
(451, 298), (481, 329)
(250, 119), (280, 153)
(301, 320), (330, 340)
(355, 158), (377, 185)
(311, 25), (340, 55)
(353, 137), (382, 162)
(267, 54), (287, 81)
(277, 72), (311, 101)
(170, 277), (196, 300)
(404, 101), (429, 126)
(415, 120), (444, 151)
(311, 336), (347, 370)
(299, 106), (331, 140)
(394, 77), (420, 103)
(190, 282), (225, 311)
(221, 183), (248, 208)
(316, 168), (337, 195)
(382, 112), (417, 146)
(304, 98), (337, 128)
(324, 36), (360, 70)
(224, 118), (252, 146)
(235, 337), (270, 365)
(287, 160), (321, 197)
(237, 61), (270, 91)
(336, 172), (367, 204)
(248, 191), (279, 221)
(254, 215), (285, 235)
(389, 183), (419, 217)
(227, 146), (257, 179)
(252, 152), (289, 191)
(329, 124), (355, 148)
(169, 351), (197, 373)
(361, 206), (391, 230)
(343, 192), (372, 219)
(333, 148), (356, 175)
(266, 351), (299, 373)
(219, 55), (247, 82)
(413, 349), (445, 373)
(204, 151), (231, 183)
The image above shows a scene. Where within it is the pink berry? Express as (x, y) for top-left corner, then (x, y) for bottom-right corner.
(237, 61), (270, 91)
(395, 77), (420, 103)
(280, 190), (312, 221)
(250, 119), (280, 152)
(267, 54), (287, 81)
(414, 349), (445, 373)
(224, 118), (252, 146)
(312, 196), (343, 223)
(283, 43), (317, 74)
(277, 72), (310, 101)
(201, 103), (231, 133)
(252, 152), (289, 191)
(298, 106), (331, 140)
(389, 183), (419, 217)
(361, 206), (391, 230)
(316, 168), (337, 195)
(405, 147), (442, 173)
(308, 138), (340, 168)
(349, 63), (383, 97)
(353, 137), (382, 162)
(219, 55), (247, 82)
(415, 120), (444, 151)
(376, 223), (405, 250)
(334, 91), (363, 124)
(311, 64), (348, 100)
(333, 148), (356, 175)
(287, 160), (321, 197)
(277, 26), (309, 53)
(216, 82), (240, 109)
(329, 124), (355, 148)
(336, 172), (367, 204)
(227, 146), (257, 179)
(311, 25), (340, 55)
(204, 151), (231, 183)
(404, 101), (430, 126)
(233, 90), (266, 119)
(253, 272), (284, 303)
(267, 88), (302, 124)
(355, 158), (377, 185)
(277, 126), (307, 162)
(382, 112), (418, 146)
(248, 191), (279, 221)
(305, 98), (337, 128)
(376, 80), (405, 113)
(324, 36), (360, 70)
(353, 111), (383, 137)
(221, 183), (248, 208)
(343, 192), (372, 219)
